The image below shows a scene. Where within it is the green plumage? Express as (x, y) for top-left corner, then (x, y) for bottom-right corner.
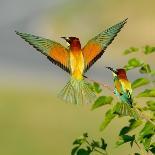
(113, 75), (133, 107)
(114, 102), (139, 119)
(15, 31), (70, 73)
(84, 18), (128, 72)
(92, 18), (128, 49)
(15, 19), (127, 105)
(58, 78), (96, 104)
(110, 70), (139, 119)
(15, 31), (56, 55)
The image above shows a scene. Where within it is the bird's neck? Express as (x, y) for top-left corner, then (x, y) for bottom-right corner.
(117, 74), (128, 80)
(70, 40), (81, 51)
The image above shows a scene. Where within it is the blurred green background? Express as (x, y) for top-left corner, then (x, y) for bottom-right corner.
(0, 0), (155, 154)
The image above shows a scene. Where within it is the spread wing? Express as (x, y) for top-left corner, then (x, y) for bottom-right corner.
(82, 18), (128, 72)
(15, 31), (70, 73)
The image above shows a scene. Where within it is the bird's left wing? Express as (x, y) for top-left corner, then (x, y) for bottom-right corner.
(119, 79), (132, 99)
(15, 31), (70, 73)
(82, 19), (127, 72)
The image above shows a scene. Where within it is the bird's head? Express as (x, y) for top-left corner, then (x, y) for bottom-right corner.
(61, 37), (81, 50)
(106, 67), (127, 79)
(116, 69), (127, 79)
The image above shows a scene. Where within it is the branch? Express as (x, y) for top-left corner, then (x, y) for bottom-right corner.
(134, 106), (155, 125)
(84, 76), (114, 92)
(85, 139), (107, 155)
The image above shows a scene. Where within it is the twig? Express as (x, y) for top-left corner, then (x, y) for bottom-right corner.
(94, 148), (107, 155)
(148, 73), (155, 88)
(85, 139), (107, 155)
(140, 113), (155, 126)
(134, 140), (145, 155)
(134, 140), (141, 150)
(134, 107), (155, 125)
(85, 76), (114, 92)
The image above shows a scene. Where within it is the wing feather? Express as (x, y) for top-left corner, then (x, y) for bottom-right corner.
(15, 31), (70, 73)
(82, 18), (128, 72)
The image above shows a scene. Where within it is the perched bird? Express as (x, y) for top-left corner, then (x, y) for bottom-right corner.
(106, 67), (137, 117)
(15, 19), (127, 104)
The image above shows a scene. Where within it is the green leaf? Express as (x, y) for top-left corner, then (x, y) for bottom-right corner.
(83, 133), (88, 138)
(146, 100), (155, 111)
(92, 96), (113, 110)
(150, 142), (155, 153)
(73, 137), (85, 145)
(137, 89), (155, 97)
(93, 82), (102, 94)
(129, 119), (143, 130)
(142, 136), (151, 151)
(123, 47), (139, 55)
(119, 119), (142, 135)
(91, 140), (100, 148)
(86, 147), (91, 154)
(71, 146), (80, 155)
(150, 70), (155, 76)
(144, 45), (155, 55)
(124, 58), (143, 71)
(139, 64), (151, 74)
(119, 127), (130, 135)
(77, 148), (90, 155)
(116, 135), (135, 146)
(134, 153), (140, 155)
(132, 78), (150, 89)
(100, 109), (116, 131)
(139, 121), (155, 141)
(101, 138), (107, 150)
(128, 58), (143, 67)
(150, 147), (155, 154)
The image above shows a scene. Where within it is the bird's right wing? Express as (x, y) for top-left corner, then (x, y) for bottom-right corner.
(82, 19), (127, 72)
(15, 31), (70, 73)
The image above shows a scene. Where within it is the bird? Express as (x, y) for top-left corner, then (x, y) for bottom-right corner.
(106, 67), (138, 117)
(15, 18), (127, 104)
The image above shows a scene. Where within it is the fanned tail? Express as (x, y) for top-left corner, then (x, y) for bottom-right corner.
(58, 78), (96, 104)
(114, 102), (139, 119)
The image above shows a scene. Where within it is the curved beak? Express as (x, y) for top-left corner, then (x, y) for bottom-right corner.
(106, 66), (117, 74)
(61, 37), (70, 43)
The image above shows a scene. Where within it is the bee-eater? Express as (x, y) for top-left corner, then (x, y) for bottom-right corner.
(106, 67), (133, 105)
(15, 19), (127, 104)
(106, 67), (136, 116)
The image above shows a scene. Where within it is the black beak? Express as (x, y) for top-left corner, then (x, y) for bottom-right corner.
(106, 66), (117, 74)
(61, 37), (70, 43)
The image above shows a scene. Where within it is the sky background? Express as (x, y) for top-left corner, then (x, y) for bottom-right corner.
(0, 0), (155, 155)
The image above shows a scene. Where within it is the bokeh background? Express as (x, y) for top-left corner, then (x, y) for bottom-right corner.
(0, 0), (155, 154)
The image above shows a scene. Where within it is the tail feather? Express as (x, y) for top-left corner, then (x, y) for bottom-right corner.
(58, 78), (96, 104)
(114, 102), (139, 119)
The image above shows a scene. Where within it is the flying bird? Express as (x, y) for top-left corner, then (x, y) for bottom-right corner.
(15, 19), (127, 104)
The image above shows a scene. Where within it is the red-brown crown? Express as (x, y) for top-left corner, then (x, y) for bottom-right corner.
(61, 37), (81, 50)
(116, 69), (127, 79)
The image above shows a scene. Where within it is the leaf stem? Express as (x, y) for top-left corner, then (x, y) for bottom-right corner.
(85, 139), (107, 155)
